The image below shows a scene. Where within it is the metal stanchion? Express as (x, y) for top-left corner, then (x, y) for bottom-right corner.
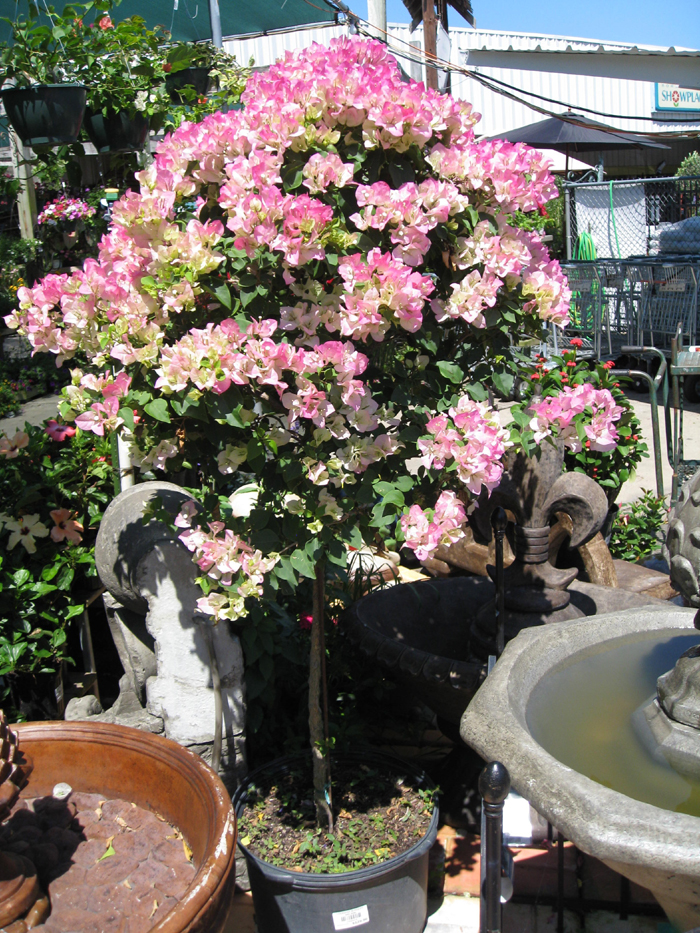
(479, 761), (511, 933)
(491, 507), (508, 658)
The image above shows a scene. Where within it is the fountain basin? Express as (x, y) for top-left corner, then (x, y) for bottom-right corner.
(14, 720), (236, 932)
(460, 606), (700, 932)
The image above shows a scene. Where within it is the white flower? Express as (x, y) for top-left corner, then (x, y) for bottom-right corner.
(283, 494), (305, 514)
(217, 445), (248, 475)
(318, 489), (344, 521)
(5, 514), (49, 554)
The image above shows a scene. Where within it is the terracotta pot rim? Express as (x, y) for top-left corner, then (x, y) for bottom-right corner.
(15, 720), (236, 933)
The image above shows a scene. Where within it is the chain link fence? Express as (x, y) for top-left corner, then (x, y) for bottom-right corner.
(566, 175), (700, 261)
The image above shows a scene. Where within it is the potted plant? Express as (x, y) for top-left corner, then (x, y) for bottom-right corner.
(162, 39), (250, 123)
(163, 40), (219, 103)
(511, 339), (648, 507)
(0, 3), (88, 148)
(5, 35), (618, 931)
(71, 2), (170, 151)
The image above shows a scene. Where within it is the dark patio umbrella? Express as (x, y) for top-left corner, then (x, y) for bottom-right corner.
(488, 112), (669, 172)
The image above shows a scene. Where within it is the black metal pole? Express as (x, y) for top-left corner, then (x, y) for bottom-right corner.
(479, 761), (511, 933)
(491, 508), (508, 658)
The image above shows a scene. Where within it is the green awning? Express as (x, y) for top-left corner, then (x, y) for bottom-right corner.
(0, 0), (340, 44)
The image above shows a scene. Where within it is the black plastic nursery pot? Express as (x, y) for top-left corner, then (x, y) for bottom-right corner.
(1, 84), (87, 148)
(83, 108), (150, 152)
(233, 750), (439, 933)
(165, 66), (214, 103)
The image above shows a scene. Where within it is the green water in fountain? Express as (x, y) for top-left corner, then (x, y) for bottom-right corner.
(527, 630), (700, 816)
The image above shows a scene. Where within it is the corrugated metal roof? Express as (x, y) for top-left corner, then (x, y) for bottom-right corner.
(386, 25), (700, 136)
(226, 23), (347, 69)
(454, 29), (699, 55)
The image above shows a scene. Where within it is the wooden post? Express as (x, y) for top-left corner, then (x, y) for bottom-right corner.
(422, 0), (438, 90)
(10, 131), (37, 240)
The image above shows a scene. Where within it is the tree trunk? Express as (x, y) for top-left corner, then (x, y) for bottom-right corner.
(309, 561), (333, 830)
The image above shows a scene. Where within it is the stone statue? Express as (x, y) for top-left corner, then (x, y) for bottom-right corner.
(65, 482), (246, 790)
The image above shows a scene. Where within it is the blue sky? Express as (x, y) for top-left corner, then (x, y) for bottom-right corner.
(360, 1), (700, 51)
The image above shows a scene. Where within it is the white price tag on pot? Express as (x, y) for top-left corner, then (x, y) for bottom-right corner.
(332, 904), (370, 929)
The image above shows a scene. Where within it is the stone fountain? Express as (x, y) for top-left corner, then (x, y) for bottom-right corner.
(460, 468), (700, 933)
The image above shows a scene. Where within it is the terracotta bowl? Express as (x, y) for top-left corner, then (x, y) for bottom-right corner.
(15, 720), (236, 933)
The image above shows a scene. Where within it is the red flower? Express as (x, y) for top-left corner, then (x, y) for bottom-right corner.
(163, 62), (172, 73)
(531, 373), (540, 381)
(603, 360), (615, 369)
(45, 419), (76, 442)
(299, 613), (313, 631)
(98, 15), (113, 28)
(570, 337), (583, 348)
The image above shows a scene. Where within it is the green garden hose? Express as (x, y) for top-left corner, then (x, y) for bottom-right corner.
(574, 231), (596, 261)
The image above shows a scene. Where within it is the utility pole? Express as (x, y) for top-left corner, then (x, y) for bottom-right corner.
(422, 0), (438, 90)
(367, 0), (386, 41)
(437, 0), (451, 92)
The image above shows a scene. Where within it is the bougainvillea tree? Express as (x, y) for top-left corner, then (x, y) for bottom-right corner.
(6, 37), (623, 825)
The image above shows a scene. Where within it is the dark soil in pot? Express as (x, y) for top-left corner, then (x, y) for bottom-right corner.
(237, 755), (435, 873)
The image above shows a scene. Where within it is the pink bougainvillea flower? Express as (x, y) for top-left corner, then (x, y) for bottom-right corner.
(0, 431), (29, 458)
(49, 509), (84, 545)
(98, 15), (113, 28)
(5, 513), (49, 554)
(45, 419), (77, 442)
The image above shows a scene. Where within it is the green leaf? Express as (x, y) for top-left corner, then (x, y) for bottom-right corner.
(12, 569), (31, 587)
(290, 548), (316, 579)
(98, 841), (115, 861)
(436, 361), (464, 385)
(273, 558), (297, 586)
(250, 529), (281, 552)
(492, 371), (515, 398)
(56, 567), (74, 590)
(214, 284), (232, 310)
(240, 289), (255, 309)
(144, 398), (171, 423)
(118, 407), (135, 431)
(246, 439), (265, 472)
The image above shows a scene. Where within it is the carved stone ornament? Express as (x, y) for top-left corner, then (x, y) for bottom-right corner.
(665, 467), (700, 608)
(0, 711), (49, 931)
(470, 440), (609, 654)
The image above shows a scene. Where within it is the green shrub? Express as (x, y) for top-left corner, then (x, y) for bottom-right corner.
(0, 423), (113, 718)
(608, 490), (667, 562)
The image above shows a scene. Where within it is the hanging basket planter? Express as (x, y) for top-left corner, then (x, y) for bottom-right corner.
(165, 66), (214, 104)
(0, 84), (87, 148)
(83, 108), (150, 153)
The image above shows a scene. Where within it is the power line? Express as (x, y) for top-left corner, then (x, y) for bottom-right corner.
(354, 20), (700, 139)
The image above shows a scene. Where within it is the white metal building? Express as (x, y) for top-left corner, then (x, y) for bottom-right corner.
(227, 22), (700, 175)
